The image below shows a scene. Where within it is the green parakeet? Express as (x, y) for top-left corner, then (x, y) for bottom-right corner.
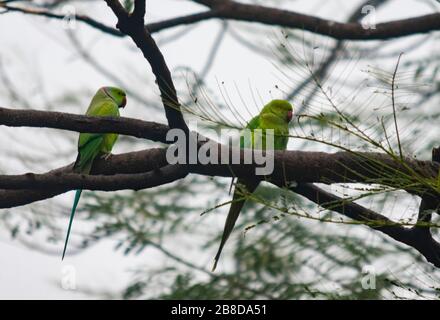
(62, 86), (127, 260)
(212, 99), (293, 271)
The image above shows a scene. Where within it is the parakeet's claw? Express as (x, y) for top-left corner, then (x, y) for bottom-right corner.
(101, 153), (112, 160)
(288, 181), (298, 188)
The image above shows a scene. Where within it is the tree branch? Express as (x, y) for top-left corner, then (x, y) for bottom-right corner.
(104, 0), (188, 132)
(0, 146), (438, 200)
(1, 106), (438, 195)
(0, 3), (218, 36)
(0, 147), (171, 208)
(0, 3), (123, 36)
(0, 164), (187, 191)
(147, 10), (218, 33)
(1, 147), (439, 268)
(289, 182), (440, 268)
(4, 1), (440, 43)
(193, 0), (440, 40)
(0, 106), (170, 143)
(1, 112), (439, 268)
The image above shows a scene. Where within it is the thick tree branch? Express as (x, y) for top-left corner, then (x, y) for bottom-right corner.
(0, 3), (123, 36)
(0, 146), (438, 197)
(3, 1), (440, 43)
(104, 0), (188, 132)
(0, 106), (170, 143)
(193, 0), (440, 40)
(1, 106), (438, 194)
(147, 10), (218, 33)
(0, 148), (171, 208)
(0, 165), (187, 208)
(0, 164), (188, 191)
(0, 4), (217, 36)
(1, 110), (439, 268)
(1, 147), (439, 267)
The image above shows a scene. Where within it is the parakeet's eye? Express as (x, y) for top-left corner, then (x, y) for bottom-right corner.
(120, 95), (127, 108)
(287, 110), (293, 122)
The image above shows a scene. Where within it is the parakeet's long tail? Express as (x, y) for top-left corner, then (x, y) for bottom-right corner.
(62, 139), (101, 260)
(62, 189), (82, 260)
(212, 179), (259, 271)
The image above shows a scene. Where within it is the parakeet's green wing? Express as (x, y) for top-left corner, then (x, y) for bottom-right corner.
(227, 115), (260, 195)
(63, 99), (120, 260)
(74, 134), (104, 173)
(241, 115), (260, 149)
(246, 115), (261, 129)
(74, 100), (120, 172)
(260, 113), (289, 150)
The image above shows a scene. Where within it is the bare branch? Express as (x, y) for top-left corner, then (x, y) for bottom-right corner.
(147, 10), (218, 33)
(1, 106), (438, 195)
(0, 147), (437, 196)
(0, 3), (217, 37)
(0, 147), (170, 208)
(0, 3), (123, 36)
(290, 183), (440, 268)
(104, 0), (188, 132)
(1, 147), (439, 268)
(1, 105), (439, 268)
(0, 164), (187, 191)
(0, 106), (170, 143)
(193, 0), (440, 40)
(4, 0), (440, 44)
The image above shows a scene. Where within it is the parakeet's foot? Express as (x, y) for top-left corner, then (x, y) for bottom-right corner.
(288, 181), (298, 188)
(101, 153), (112, 160)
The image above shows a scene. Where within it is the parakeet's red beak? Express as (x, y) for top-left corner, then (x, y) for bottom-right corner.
(120, 96), (127, 108)
(287, 110), (293, 122)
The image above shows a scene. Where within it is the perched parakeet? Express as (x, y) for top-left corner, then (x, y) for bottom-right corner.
(62, 86), (127, 260)
(212, 100), (293, 271)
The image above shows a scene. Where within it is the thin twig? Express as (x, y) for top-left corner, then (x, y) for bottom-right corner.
(391, 53), (404, 160)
